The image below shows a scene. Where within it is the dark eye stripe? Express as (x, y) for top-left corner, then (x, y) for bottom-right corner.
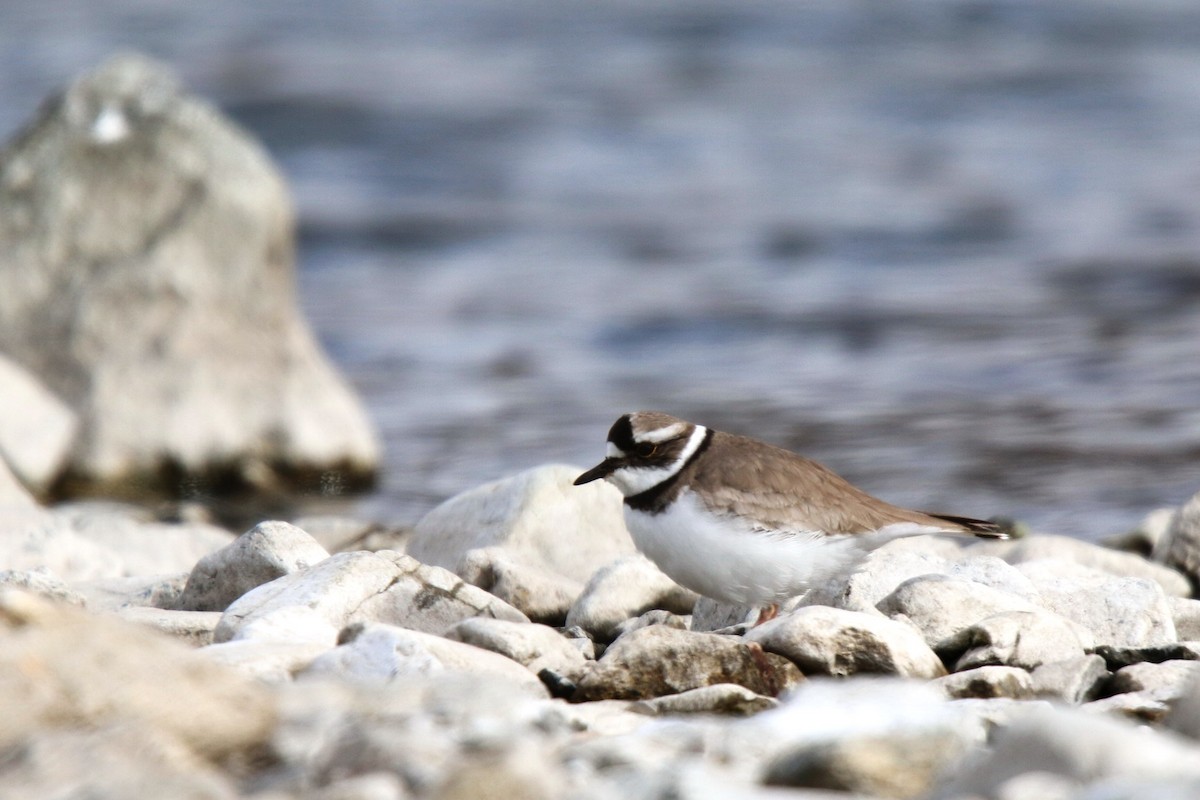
(608, 414), (636, 452)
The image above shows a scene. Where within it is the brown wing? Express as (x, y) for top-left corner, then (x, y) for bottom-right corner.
(689, 431), (997, 536)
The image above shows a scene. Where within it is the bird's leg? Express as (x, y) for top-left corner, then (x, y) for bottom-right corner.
(754, 603), (779, 625)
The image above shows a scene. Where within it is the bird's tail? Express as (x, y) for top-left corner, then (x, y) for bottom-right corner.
(923, 512), (1010, 539)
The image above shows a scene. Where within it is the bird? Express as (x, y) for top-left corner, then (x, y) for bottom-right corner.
(574, 411), (1007, 624)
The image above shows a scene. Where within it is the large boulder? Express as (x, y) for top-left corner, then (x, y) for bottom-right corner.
(408, 464), (634, 584)
(0, 354), (77, 496)
(0, 53), (378, 498)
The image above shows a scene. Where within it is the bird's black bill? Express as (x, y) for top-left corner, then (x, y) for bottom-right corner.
(574, 459), (617, 485)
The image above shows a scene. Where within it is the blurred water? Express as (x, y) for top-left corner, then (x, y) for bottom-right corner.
(4, 1), (1200, 538)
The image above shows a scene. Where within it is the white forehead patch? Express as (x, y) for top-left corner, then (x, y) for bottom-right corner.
(606, 442), (625, 458)
(605, 425), (708, 497)
(637, 422), (687, 443)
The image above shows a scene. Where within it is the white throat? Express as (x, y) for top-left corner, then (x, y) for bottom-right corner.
(606, 425), (708, 497)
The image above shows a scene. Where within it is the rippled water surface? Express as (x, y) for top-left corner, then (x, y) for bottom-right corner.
(4, 1), (1200, 538)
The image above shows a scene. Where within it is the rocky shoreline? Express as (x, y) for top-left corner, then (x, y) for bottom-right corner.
(3, 460), (1200, 799)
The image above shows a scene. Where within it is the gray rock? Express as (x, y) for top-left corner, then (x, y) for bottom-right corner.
(289, 515), (409, 555)
(801, 540), (953, 614)
(1107, 660), (1200, 700)
(1083, 691), (1172, 723)
(746, 605), (946, 679)
(177, 520), (330, 612)
(457, 546), (583, 625)
(0, 53), (378, 495)
(1004, 533), (1190, 597)
(0, 568), (85, 606)
(1165, 675), (1200, 741)
(572, 625), (802, 701)
(1104, 507), (1176, 557)
(1155, 489), (1200, 588)
(116, 606), (222, 647)
(611, 608), (691, 640)
(877, 574), (1040, 650)
(632, 683), (778, 716)
(935, 666), (1033, 700)
(1092, 641), (1200, 670)
(1170, 598), (1200, 641)
(408, 463), (634, 584)
(689, 596), (757, 632)
(1030, 655), (1110, 704)
(70, 572), (189, 612)
(935, 704), (1200, 797)
(302, 623), (548, 697)
(945, 610), (1089, 671)
(1017, 561), (1176, 648)
(565, 554), (698, 641)
(444, 617), (587, 679)
(0, 355), (77, 496)
(947, 555), (1042, 601)
(0, 589), (275, 760)
(214, 550), (527, 645)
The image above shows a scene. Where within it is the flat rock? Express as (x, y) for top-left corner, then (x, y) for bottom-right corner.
(1155, 489), (1200, 588)
(876, 573), (1039, 649)
(116, 606), (222, 647)
(457, 546), (583, 625)
(745, 605), (946, 679)
(1107, 660), (1200, 700)
(70, 572), (189, 612)
(1004, 533), (1190, 597)
(302, 622), (548, 697)
(935, 666), (1033, 700)
(1083, 691), (1172, 723)
(408, 463), (634, 584)
(214, 550), (527, 645)
(0, 589), (274, 759)
(632, 683), (778, 716)
(0, 54), (379, 495)
(1016, 560), (1177, 648)
(565, 554), (698, 641)
(0, 568), (85, 606)
(177, 520), (330, 612)
(1030, 655), (1110, 704)
(943, 610), (1089, 671)
(1092, 641), (1200, 670)
(445, 617), (587, 679)
(198, 639), (331, 682)
(572, 624), (802, 701)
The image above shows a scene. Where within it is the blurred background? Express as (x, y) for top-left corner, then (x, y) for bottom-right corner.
(4, 0), (1200, 539)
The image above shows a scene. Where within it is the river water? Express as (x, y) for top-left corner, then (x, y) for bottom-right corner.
(4, 1), (1200, 538)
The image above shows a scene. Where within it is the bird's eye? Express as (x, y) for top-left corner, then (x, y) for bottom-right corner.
(636, 442), (658, 458)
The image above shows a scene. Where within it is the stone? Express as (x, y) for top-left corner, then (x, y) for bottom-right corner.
(935, 666), (1033, 700)
(0, 454), (36, 508)
(0, 53), (378, 496)
(214, 550), (527, 645)
(745, 605), (946, 679)
(876, 574), (1040, 649)
(0, 589), (275, 759)
(1017, 561), (1176, 648)
(198, 639), (331, 682)
(445, 617), (587, 679)
(1092, 641), (1200, 670)
(0, 354), (78, 495)
(689, 596), (757, 632)
(302, 623), (548, 697)
(408, 463), (634, 584)
(1083, 692), (1172, 723)
(1004, 533), (1190, 597)
(632, 683), (778, 716)
(1170, 597), (1200, 640)
(1107, 660), (1200, 700)
(309, 773), (408, 800)
(572, 625), (801, 701)
(289, 515), (410, 554)
(565, 554), (698, 641)
(1030, 655), (1110, 704)
(801, 540), (953, 614)
(945, 610), (1090, 671)
(946, 554), (1042, 601)
(1155, 489), (1200, 588)
(177, 520), (330, 612)
(935, 704), (1200, 797)
(71, 572), (189, 612)
(1165, 675), (1200, 741)
(611, 609), (691, 640)
(0, 568), (85, 606)
(1103, 507), (1176, 557)
(457, 547), (583, 625)
(116, 606), (222, 647)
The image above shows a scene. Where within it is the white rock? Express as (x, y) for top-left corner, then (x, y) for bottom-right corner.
(935, 666), (1033, 700)
(199, 639), (333, 682)
(946, 610), (1090, 671)
(1155, 488), (1200, 587)
(445, 617), (587, 679)
(457, 546), (583, 624)
(409, 463), (634, 584)
(801, 542), (952, 614)
(947, 555), (1042, 601)
(302, 623), (548, 697)
(1169, 597), (1200, 640)
(1029, 655), (1110, 704)
(1005, 533), (1190, 597)
(0, 54), (378, 493)
(0, 568), (85, 606)
(115, 606), (222, 647)
(214, 550), (527, 645)
(0, 354), (78, 494)
(177, 520), (330, 611)
(1017, 559), (1177, 647)
(634, 684), (777, 716)
(70, 573), (188, 612)
(565, 554), (698, 641)
(1108, 661), (1200, 701)
(876, 574), (1040, 650)
(745, 605), (947, 679)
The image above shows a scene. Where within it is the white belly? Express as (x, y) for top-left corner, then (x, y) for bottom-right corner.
(623, 490), (875, 605)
